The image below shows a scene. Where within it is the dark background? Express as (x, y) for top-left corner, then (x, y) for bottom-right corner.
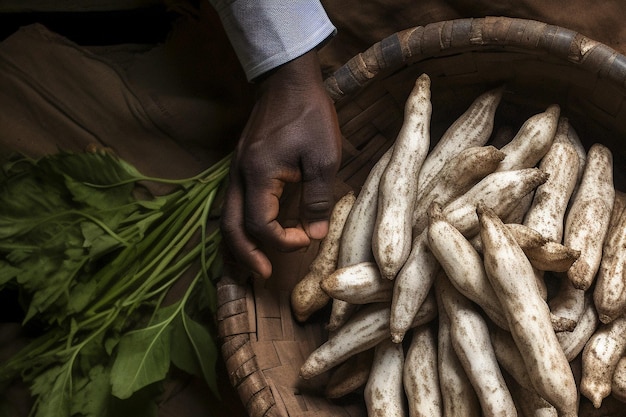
(0, 6), (174, 44)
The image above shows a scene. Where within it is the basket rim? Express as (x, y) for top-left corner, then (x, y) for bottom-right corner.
(218, 15), (626, 417)
(324, 16), (626, 103)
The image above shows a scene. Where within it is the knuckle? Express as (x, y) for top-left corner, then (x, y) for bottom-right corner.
(244, 215), (276, 243)
(305, 200), (333, 216)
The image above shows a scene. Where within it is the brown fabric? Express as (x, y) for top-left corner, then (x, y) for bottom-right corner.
(0, 6), (252, 195)
(0, 26), (195, 186)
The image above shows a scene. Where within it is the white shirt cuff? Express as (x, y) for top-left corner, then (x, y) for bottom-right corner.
(209, 0), (336, 81)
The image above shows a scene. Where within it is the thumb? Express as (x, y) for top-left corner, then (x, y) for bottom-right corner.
(299, 175), (336, 240)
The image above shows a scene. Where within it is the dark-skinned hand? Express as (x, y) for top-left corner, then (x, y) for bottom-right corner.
(220, 48), (342, 279)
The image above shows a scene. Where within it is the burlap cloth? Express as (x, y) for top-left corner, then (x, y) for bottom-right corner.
(2, 1), (626, 417)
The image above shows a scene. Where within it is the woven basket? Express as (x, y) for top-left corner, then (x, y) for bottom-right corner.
(216, 16), (626, 417)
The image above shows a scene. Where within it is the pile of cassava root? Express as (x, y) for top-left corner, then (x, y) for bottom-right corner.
(290, 73), (626, 417)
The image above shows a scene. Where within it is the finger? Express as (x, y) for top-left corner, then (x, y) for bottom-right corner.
(220, 174), (273, 279)
(299, 156), (340, 240)
(244, 176), (311, 251)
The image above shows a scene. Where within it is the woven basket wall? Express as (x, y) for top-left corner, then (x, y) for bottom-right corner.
(216, 16), (626, 417)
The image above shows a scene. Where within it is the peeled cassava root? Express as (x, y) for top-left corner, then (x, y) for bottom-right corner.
(289, 73), (625, 416)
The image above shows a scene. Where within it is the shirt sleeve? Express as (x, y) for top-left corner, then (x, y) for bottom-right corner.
(208, 0), (336, 81)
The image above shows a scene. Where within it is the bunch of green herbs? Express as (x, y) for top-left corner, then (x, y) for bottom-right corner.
(0, 149), (231, 417)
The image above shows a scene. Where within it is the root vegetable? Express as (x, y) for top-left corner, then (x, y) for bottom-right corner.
(326, 299), (358, 332)
(470, 221), (556, 300)
(389, 231), (440, 343)
(427, 202), (507, 329)
(580, 313), (626, 408)
(556, 292), (599, 361)
(403, 325), (443, 417)
(611, 356), (626, 403)
(290, 192), (356, 322)
(553, 117), (586, 187)
(435, 273), (517, 417)
(523, 240), (581, 273)
(593, 198), (626, 324)
(338, 145), (393, 268)
(472, 223), (580, 274)
(505, 374), (558, 417)
(364, 338), (406, 417)
(442, 168), (549, 237)
(293, 79), (626, 417)
(300, 294), (437, 380)
(501, 223), (549, 248)
(327, 147), (395, 331)
(478, 204), (578, 417)
(435, 277), (481, 417)
(609, 190), (626, 230)
(565, 143), (615, 291)
(373, 74), (432, 280)
(548, 276), (585, 332)
(320, 261), (393, 304)
(489, 325), (535, 392)
(302, 302), (390, 380)
(470, 222), (547, 253)
(481, 224), (579, 273)
(390, 169), (548, 343)
(325, 349), (373, 399)
(413, 145), (505, 234)
(496, 104), (560, 172)
(523, 140), (579, 243)
(503, 190), (534, 224)
(417, 86), (503, 192)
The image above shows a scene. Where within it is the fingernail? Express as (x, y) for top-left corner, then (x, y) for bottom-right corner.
(307, 221), (328, 240)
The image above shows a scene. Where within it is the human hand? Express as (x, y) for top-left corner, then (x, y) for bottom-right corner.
(220, 49), (342, 279)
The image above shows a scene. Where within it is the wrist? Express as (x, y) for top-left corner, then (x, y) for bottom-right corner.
(257, 49), (324, 94)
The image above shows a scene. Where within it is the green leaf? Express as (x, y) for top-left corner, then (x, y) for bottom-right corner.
(64, 175), (133, 211)
(70, 365), (111, 417)
(13, 249), (60, 286)
(0, 173), (68, 221)
(66, 279), (98, 315)
(76, 330), (111, 374)
(38, 151), (145, 188)
(80, 221), (123, 258)
(109, 303), (179, 399)
(29, 363), (72, 417)
(170, 310), (219, 397)
(22, 255), (86, 323)
(0, 150), (231, 417)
